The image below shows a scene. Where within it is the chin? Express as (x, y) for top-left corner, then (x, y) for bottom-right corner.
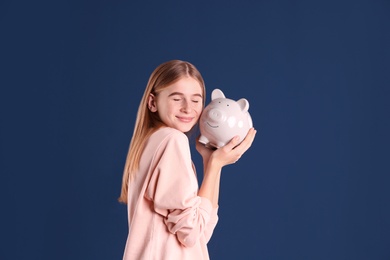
(176, 124), (195, 133)
(178, 127), (192, 133)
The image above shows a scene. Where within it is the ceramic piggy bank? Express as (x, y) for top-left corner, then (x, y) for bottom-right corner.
(199, 89), (253, 148)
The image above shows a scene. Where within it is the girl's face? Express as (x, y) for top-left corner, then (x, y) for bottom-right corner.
(148, 76), (203, 133)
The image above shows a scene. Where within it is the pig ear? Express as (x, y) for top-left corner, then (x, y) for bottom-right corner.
(211, 89), (225, 100)
(237, 98), (249, 112)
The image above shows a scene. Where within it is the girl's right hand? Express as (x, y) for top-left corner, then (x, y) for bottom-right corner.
(209, 128), (257, 169)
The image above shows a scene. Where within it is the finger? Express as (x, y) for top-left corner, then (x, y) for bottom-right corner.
(241, 128), (256, 148)
(222, 135), (241, 151)
(233, 128), (257, 153)
(244, 128), (257, 144)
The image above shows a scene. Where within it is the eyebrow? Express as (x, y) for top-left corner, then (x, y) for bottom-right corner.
(168, 92), (203, 98)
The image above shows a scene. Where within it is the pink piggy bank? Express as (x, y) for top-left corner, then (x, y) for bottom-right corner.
(199, 89), (253, 148)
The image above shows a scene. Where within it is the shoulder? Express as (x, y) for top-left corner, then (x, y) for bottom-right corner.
(147, 127), (191, 163)
(150, 127), (189, 146)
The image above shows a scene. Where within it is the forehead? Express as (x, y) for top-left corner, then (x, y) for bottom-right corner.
(162, 77), (203, 96)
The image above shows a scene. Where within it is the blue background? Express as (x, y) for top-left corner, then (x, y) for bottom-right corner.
(1, 0), (389, 259)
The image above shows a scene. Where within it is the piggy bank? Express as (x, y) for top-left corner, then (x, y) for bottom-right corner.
(199, 89), (253, 148)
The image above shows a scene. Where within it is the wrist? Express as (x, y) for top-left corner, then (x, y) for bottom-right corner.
(206, 157), (223, 173)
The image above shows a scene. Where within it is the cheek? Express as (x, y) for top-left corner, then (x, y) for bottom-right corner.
(195, 105), (203, 115)
(163, 102), (177, 113)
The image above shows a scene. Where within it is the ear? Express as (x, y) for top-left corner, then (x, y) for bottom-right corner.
(211, 89), (225, 100)
(237, 98), (249, 112)
(148, 93), (158, 112)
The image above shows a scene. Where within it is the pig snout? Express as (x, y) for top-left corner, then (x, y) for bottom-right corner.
(207, 108), (227, 123)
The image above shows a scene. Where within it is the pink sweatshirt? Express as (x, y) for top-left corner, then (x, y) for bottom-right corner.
(123, 127), (219, 260)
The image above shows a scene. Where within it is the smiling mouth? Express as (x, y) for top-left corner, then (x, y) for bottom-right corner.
(177, 116), (193, 123)
(206, 122), (218, 128)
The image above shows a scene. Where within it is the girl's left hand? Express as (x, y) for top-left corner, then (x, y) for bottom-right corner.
(196, 128), (257, 168)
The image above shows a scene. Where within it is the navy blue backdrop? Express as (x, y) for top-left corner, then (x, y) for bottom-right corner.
(1, 0), (389, 259)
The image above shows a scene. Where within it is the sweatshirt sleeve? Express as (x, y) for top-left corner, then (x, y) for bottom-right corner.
(145, 130), (218, 247)
(203, 206), (219, 243)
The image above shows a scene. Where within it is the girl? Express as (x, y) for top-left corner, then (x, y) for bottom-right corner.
(119, 60), (256, 260)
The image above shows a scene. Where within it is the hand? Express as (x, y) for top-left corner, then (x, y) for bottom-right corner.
(196, 136), (215, 164)
(209, 128), (257, 169)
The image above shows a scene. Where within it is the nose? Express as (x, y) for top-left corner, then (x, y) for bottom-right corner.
(181, 100), (190, 113)
(208, 108), (226, 123)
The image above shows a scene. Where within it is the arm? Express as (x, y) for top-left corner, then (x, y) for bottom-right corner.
(197, 128), (257, 208)
(145, 130), (219, 247)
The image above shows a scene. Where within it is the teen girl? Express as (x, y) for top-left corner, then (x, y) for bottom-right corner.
(119, 60), (256, 260)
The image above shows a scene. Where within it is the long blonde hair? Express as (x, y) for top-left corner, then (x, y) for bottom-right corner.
(118, 60), (206, 204)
